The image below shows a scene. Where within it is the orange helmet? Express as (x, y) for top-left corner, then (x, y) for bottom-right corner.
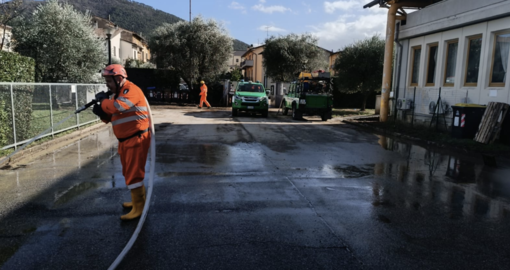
(102, 64), (127, 78)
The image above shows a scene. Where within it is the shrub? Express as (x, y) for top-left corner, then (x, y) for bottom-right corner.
(0, 51), (35, 147)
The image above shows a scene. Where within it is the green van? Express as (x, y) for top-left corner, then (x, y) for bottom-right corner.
(232, 80), (269, 117)
(281, 71), (333, 121)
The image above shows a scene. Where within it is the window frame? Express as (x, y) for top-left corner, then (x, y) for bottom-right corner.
(463, 34), (483, 87)
(443, 39), (459, 87)
(489, 30), (510, 87)
(409, 45), (422, 87)
(425, 42), (439, 87)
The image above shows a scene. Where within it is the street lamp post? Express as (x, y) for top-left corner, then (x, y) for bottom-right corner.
(106, 32), (112, 65)
(105, 25), (114, 65)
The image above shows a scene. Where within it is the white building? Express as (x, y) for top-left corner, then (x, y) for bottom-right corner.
(227, 50), (245, 70)
(391, 0), (510, 125)
(91, 16), (150, 65)
(0, 24), (13, 52)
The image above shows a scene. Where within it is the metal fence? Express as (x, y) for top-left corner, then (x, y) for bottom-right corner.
(0, 83), (108, 150)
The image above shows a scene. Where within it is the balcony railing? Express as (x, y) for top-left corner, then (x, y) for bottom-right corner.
(240, 60), (253, 69)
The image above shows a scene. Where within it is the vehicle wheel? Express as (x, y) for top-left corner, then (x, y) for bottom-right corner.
(321, 113), (328, 121)
(262, 110), (268, 118)
(232, 108), (238, 117)
(292, 104), (301, 120)
(283, 106), (289, 115)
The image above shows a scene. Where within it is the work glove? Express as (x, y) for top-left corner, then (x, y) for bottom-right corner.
(92, 103), (109, 120)
(95, 91), (110, 102)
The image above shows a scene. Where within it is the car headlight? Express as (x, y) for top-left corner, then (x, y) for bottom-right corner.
(259, 97), (267, 102)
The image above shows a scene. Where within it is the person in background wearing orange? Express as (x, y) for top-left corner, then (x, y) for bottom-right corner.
(198, 80), (212, 109)
(92, 64), (151, 221)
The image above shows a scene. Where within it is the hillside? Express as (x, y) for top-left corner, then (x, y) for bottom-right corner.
(24, 0), (248, 50)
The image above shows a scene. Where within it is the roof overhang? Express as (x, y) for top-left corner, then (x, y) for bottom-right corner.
(363, 0), (443, 9)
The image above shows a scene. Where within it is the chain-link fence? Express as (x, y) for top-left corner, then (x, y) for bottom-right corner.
(0, 83), (107, 150)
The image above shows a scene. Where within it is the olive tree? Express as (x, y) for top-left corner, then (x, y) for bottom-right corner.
(150, 16), (233, 92)
(13, 0), (105, 82)
(263, 33), (329, 82)
(333, 35), (385, 111)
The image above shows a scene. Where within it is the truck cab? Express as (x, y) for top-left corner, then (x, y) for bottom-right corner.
(282, 71), (333, 121)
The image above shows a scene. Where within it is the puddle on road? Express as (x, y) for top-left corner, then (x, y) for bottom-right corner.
(52, 182), (107, 207)
(156, 142), (266, 171)
(332, 165), (374, 178)
(157, 171), (222, 177)
(372, 135), (510, 220)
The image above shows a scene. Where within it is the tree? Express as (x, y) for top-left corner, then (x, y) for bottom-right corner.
(149, 16), (233, 92)
(230, 68), (243, 82)
(333, 35), (385, 111)
(13, 0), (105, 83)
(263, 33), (329, 82)
(125, 58), (156, 69)
(0, 0), (26, 51)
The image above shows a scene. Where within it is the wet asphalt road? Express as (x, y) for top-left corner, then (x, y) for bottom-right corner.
(1, 107), (510, 270)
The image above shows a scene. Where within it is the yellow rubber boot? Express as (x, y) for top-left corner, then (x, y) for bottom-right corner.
(122, 185), (146, 208)
(120, 186), (145, 220)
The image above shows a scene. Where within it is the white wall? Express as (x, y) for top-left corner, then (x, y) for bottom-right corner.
(120, 40), (133, 63)
(397, 16), (510, 121)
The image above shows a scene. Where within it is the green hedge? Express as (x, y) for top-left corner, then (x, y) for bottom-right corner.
(0, 51), (35, 82)
(0, 51), (35, 148)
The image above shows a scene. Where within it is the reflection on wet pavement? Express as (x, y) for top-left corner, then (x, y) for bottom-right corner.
(375, 135), (510, 220)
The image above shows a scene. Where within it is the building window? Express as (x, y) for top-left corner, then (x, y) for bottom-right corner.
(236, 59), (239, 63)
(443, 40), (458, 86)
(490, 32), (510, 87)
(410, 46), (421, 86)
(426, 43), (438, 86)
(113, 46), (116, 57)
(133, 51), (137, 60)
(464, 35), (483, 86)
(146, 53), (148, 60)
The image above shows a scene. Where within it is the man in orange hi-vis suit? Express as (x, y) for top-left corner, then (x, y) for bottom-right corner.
(92, 64), (151, 220)
(198, 80), (212, 109)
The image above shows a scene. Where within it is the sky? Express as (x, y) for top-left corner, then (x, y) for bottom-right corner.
(135, 0), (389, 52)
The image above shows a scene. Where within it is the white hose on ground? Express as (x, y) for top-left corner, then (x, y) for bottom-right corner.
(108, 97), (156, 270)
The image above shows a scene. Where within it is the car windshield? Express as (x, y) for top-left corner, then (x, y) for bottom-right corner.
(238, 83), (264, 93)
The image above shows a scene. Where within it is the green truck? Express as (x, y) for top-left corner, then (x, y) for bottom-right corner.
(281, 71), (333, 121)
(232, 80), (269, 117)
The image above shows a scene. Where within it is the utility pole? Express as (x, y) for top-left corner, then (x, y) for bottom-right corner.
(189, 0), (191, 22)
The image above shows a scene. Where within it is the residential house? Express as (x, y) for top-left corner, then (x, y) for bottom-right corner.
(228, 50), (245, 70)
(240, 45), (265, 83)
(329, 51), (341, 76)
(0, 24), (13, 52)
(91, 16), (151, 65)
(368, 0), (510, 126)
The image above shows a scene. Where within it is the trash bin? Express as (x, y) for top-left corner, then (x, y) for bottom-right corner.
(451, 103), (486, 139)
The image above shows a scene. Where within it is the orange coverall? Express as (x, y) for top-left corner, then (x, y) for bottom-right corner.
(101, 80), (151, 190)
(199, 84), (211, 108)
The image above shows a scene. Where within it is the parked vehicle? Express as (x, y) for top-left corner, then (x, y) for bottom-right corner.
(281, 71), (333, 121)
(232, 80), (269, 117)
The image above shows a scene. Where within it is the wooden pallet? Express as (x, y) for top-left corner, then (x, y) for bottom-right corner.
(474, 102), (509, 144)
